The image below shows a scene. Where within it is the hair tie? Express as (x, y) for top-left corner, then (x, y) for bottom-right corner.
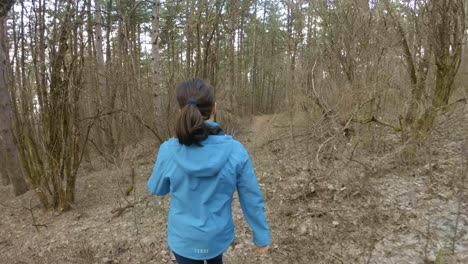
(187, 99), (197, 105)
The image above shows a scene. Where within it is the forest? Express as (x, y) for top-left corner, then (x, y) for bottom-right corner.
(0, 0), (467, 263)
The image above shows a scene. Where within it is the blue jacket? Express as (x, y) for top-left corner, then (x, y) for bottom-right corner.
(147, 122), (271, 260)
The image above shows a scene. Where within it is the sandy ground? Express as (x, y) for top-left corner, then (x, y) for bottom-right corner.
(0, 108), (467, 264)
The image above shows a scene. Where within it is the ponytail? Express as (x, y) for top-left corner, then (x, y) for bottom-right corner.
(176, 104), (211, 145)
(174, 79), (216, 146)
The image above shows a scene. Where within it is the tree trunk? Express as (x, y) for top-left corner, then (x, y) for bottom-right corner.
(94, 0), (107, 147)
(415, 0), (465, 136)
(185, 0), (194, 77)
(227, 0), (236, 107)
(152, 0), (165, 141)
(0, 13), (29, 195)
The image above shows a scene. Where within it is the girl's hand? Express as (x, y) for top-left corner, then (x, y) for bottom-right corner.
(254, 245), (270, 255)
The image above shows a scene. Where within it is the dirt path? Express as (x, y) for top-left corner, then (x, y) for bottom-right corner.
(0, 109), (467, 264)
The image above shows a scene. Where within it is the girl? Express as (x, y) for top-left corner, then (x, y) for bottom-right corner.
(147, 79), (271, 264)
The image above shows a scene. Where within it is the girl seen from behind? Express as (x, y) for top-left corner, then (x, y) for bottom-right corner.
(147, 79), (271, 264)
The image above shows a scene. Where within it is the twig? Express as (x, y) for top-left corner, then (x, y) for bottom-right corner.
(110, 194), (151, 219)
(118, 108), (164, 143)
(451, 141), (468, 254)
(89, 139), (115, 165)
(316, 136), (335, 165)
(111, 204), (134, 218)
(365, 239), (376, 264)
(72, 110), (99, 179)
(292, 208), (344, 219)
(28, 197), (40, 232)
(356, 116), (401, 132)
(0, 201), (22, 210)
(328, 253), (344, 264)
(342, 98), (376, 133)
(349, 141), (360, 161)
(451, 199), (461, 255)
(435, 97), (467, 112)
(346, 155), (373, 170)
(80, 106), (164, 143)
(424, 218), (432, 260)
(0, 198), (47, 232)
(78, 109), (121, 121)
(131, 165), (140, 235)
(310, 58), (330, 115)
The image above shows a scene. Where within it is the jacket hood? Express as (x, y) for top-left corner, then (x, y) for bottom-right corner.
(170, 122), (233, 178)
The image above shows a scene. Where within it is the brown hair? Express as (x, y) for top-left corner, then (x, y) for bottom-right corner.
(175, 79), (216, 146)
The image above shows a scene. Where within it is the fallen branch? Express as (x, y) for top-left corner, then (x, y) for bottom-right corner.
(293, 211), (327, 219)
(0, 197), (47, 232)
(316, 136), (335, 166)
(27, 197), (41, 232)
(110, 194), (151, 218)
(356, 116), (401, 132)
(111, 204), (134, 218)
(436, 97), (467, 112)
(346, 155), (373, 171)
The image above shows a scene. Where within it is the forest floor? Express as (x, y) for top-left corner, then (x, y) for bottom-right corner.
(0, 106), (467, 264)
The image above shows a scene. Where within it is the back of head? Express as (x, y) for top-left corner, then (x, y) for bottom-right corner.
(175, 79), (215, 146)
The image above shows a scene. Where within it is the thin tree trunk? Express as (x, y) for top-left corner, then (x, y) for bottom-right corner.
(251, 2), (256, 115)
(152, 0), (164, 141)
(0, 12), (29, 195)
(227, 0), (236, 107)
(94, 0), (107, 147)
(185, 0), (192, 77)
(38, 0), (47, 116)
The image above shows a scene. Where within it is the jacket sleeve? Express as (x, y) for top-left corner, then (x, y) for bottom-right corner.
(236, 148), (271, 246)
(147, 144), (170, 196)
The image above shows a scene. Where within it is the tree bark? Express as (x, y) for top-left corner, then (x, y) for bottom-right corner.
(152, 0), (165, 141)
(415, 0), (465, 136)
(151, 0), (160, 94)
(227, 0), (236, 107)
(94, 0), (107, 148)
(0, 11), (29, 195)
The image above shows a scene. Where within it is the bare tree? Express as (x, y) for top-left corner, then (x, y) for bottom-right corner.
(10, 0), (87, 209)
(385, 0), (466, 145)
(416, 0), (466, 134)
